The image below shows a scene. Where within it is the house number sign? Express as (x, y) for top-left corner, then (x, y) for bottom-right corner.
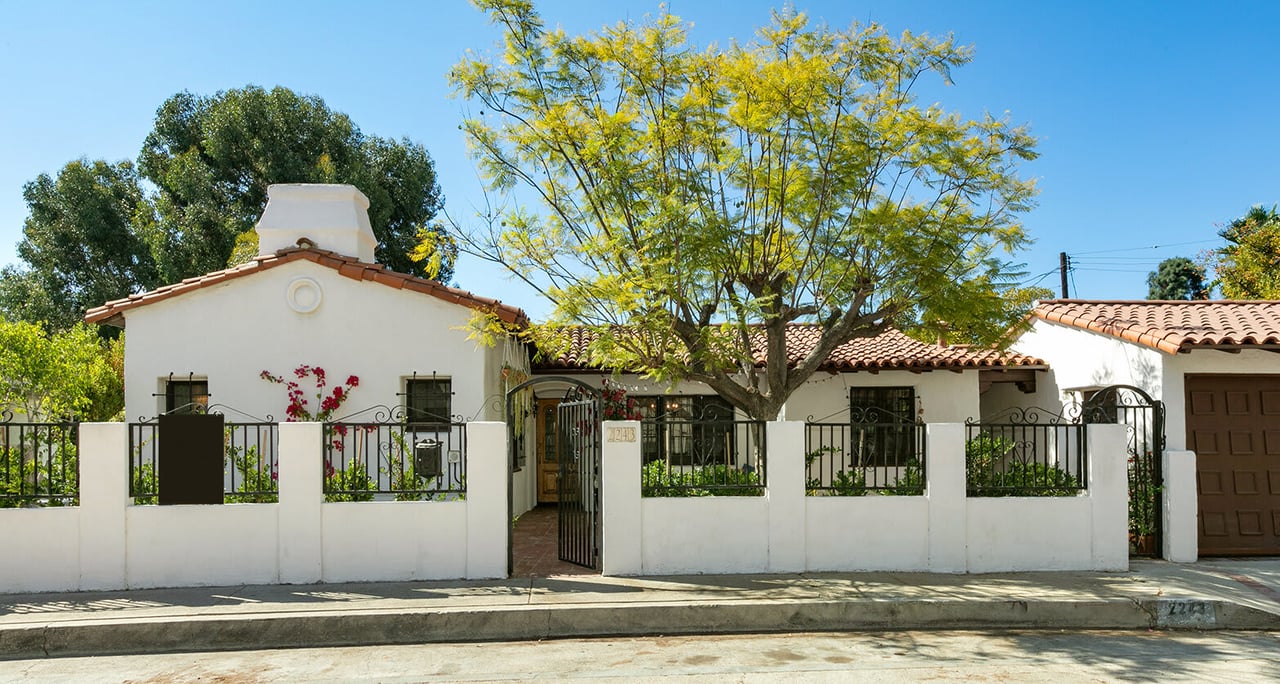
(606, 427), (637, 443)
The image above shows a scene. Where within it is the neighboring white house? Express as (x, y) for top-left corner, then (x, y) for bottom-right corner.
(1002, 299), (1280, 557)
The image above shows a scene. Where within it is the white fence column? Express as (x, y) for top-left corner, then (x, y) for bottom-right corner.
(766, 421), (805, 572)
(926, 423), (966, 572)
(465, 422), (507, 579)
(1088, 423), (1128, 570)
(602, 420), (642, 575)
(278, 422), (322, 583)
(1162, 449), (1198, 562)
(78, 422), (129, 590)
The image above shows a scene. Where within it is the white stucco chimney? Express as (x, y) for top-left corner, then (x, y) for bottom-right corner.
(256, 184), (378, 263)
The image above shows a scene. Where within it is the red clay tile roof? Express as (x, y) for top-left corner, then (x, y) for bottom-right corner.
(535, 325), (1044, 372)
(84, 246), (528, 328)
(1033, 300), (1280, 354)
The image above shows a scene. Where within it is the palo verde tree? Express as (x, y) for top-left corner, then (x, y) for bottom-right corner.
(1146, 256), (1209, 300)
(1211, 204), (1280, 299)
(451, 1), (1041, 419)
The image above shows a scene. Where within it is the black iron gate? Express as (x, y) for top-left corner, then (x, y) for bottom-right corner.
(556, 396), (602, 568)
(1082, 385), (1166, 557)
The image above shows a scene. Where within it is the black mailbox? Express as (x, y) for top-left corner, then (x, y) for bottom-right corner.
(414, 439), (442, 480)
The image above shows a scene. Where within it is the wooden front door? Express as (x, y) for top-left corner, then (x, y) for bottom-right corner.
(1186, 374), (1280, 555)
(536, 398), (560, 503)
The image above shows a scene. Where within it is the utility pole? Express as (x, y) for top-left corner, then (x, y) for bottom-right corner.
(1059, 252), (1070, 299)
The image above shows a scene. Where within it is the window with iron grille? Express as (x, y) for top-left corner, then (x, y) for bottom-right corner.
(848, 386), (917, 467)
(405, 378), (452, 426)
(165, 379), (209, 415)
(635, 395), (735, 466)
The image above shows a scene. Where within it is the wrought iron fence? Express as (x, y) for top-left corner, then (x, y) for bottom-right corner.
(964, 405), (1087, 497)
(1082, 385), (1165, 554)
(1, 413), (79, 507)
(640, 413), (766, 496)
(128, 405), (279, 504)
(323, 406), (466, 501)
(805, 407), (926, 496)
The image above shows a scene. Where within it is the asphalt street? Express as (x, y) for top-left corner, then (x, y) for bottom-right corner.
(3, 629), (1279, 683)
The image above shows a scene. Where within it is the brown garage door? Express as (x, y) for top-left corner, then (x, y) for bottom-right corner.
(1186, 374), (1280, 556)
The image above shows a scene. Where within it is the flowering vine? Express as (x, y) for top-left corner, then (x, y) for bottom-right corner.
(601, 379), (644, 421)
(260, 365), (359, 422)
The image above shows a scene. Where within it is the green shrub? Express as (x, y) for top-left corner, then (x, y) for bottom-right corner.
(881, 458), (925, 496)
(224, 442), (278, 504)
(965, 433), (1082, 497)
(325, 458), (375, 502)
(642, 460), (763, 497)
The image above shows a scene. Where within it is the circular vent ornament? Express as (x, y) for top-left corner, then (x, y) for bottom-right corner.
(286, 277), (323, 314)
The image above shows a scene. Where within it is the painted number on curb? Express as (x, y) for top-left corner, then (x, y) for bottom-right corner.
(607, 427), (637, 443)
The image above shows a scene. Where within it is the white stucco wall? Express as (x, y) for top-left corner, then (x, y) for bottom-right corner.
(538, 369), (980, 423)
(0, 422), (508, 593)
(122, 259), (497, 423)
(1009, 318), (1165, 405)
(602, 421), (1128, 575)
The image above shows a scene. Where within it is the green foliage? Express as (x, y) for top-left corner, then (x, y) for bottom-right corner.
(452, 1), (1041, 419)
(0, 321), (123, 421)
(965, 433), (1081, 497)
(1146, 257), (1209, 300)
(641, 460), (763, 497)
(131, 460), (157, 506)
(224, 441), (278, 504)
(324, 458), (376, 503)
(882, 459), (926, 497)
(0, 159), (158, 332)
(1211, 204), (1280, 298)
(1, 87), (454, 331)
(140, 86), (450, 282)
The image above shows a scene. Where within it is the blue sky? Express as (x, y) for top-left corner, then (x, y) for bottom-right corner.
(2, 1), (1278, 320)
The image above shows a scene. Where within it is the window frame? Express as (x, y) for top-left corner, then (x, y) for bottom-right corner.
(848, 386), (918, 468)
(164, 379), (209, 415)
(404, 377), (453, 428)
(635, 394), (736, 466)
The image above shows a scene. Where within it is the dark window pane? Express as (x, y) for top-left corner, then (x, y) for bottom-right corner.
(406, 379), (452, 425)
(166, 381), (208, 415)
(849, 387), (916, 467)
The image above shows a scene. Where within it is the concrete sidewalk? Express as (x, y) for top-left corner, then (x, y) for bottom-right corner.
(2, 559), (1277, 659)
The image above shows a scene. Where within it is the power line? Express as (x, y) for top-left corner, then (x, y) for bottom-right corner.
(1069, 239), (1218, 256)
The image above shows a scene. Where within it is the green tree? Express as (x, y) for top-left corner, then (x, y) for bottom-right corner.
(0, 321), (122, 421)
(0, 160), (159, 332)
(1146, 256), (1209, 300)
(2, 87), (455, 332)
(139, 86), (451, 281)
(450, 1), (1041, 420)
(1212, 204), (1280, 298)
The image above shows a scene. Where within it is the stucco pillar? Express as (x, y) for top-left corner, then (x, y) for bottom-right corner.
(465, 422), (507, 579)
(601, 420), (642, 575)
(1088, 424), (1128, 570)
(766, 421), (805, 572)
(278, 422), (323, 583)
(1162, 449), (1198, 562)
(78, 422), (129, 590)
(926, 423), (966, 572)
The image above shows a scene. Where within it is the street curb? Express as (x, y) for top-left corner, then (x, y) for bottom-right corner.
(3, 597), (1278, 659)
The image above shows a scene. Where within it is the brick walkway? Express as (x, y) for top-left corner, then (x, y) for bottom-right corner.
(511, 505), (598, 578)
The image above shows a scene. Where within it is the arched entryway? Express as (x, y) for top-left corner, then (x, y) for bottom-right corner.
(505, 377), (602, 576)
(1082, 384), (1166, 557)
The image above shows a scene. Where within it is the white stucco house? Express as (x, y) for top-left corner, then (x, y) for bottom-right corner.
(86, 184), (529, 429)
(84, 182), (1050, 520)
(1002, 300), (1280, 557)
